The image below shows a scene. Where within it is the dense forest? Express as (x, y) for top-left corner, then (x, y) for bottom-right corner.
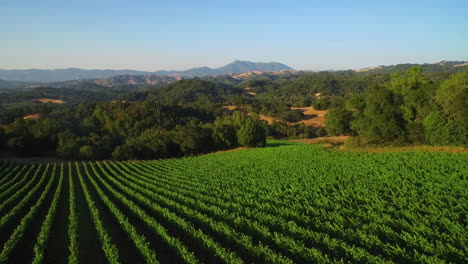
(0, 67), (466, 160)
(324, 68), (467, 146)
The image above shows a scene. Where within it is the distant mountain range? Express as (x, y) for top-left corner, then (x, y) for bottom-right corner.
(0, 60), (293, 83)
(1, 60), (467, 89)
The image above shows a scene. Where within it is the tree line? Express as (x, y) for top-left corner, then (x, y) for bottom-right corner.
(325, 68), (467, 146)
(0, 98), (267, 160)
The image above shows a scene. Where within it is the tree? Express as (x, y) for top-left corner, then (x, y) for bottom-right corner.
(237, 119), (266, 147)
(325, 108), (352, 136)
(173, 126), (215, 154)
(435, 71), (468, 127)
(56, 131), (83, 158)
(4, 118), (30, 137)
(230, 94), (244, 107)
(112, 144), (138, 160)
(312, 97), (331, 110)
(79, 145), (94, 160)
(7, 137), (25, 152)
(389, 67), (427, 95)
(406, 121), (425, 144)
(231, 111), (248, 128)
(0, 127), (5, 149)
(31, 118), (64, 142)
(131, 128), (179, 159)
(295, 97), (312, 107)
(423, 111), (467, 146)
(280, 110), (304, 122)
(212, 123), (238, 149)
(388, 67), (433, 122)
(350, 85), (406, 144)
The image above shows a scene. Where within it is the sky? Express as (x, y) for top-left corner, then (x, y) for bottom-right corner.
(1, 0), (468, 71)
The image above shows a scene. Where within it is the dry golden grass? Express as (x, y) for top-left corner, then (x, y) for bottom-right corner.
(245, 112), (281, 124)
(222, 105), (237, 111)
(256, 114), (281, 124)
(290, 136), (349, 144)
(207, 147), (247, 155)
(222, 106), (327, 127)
(33, 98), (65, 104)
(354, 66), (383, 72)
(229, 71), (265, 79)
(290, 107), (328, 127)
(23, 113), (41, 120)
(453, 62), (468, 67)
(243, 87), (257, 95)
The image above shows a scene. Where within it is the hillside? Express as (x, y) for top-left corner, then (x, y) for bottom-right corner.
(351, 61), (468, 74)
(91, 75), (179, 87)
(0, 79), (37, 89)
(225, 106), (327, 127)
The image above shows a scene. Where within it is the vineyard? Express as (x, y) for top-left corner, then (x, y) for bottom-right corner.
(0, 142), (466, 263)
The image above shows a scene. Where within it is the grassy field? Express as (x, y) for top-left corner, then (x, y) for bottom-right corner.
(0, 141), (466, 263)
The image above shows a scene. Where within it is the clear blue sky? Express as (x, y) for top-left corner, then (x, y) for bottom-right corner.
(1, 0), (467, 71)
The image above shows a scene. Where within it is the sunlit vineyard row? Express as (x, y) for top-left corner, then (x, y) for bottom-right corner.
(0, 142), (466, 263)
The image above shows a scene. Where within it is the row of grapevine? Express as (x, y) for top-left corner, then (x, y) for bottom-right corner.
(94, 161), (243, 264)
(128, 144), (467, 263)
(0, 142), (466, 263)
(81, 162), (159, 263)
(0, 164), (22, 187)
(111, 161), (330, 263)
(32, 164), (64, 264)
(67, 162), (79, 264)
(0, 165), (33, 205)
(75, 162), (120, 264)
(0, 164), (56, 263)
(0, 165), (46, 230)
(130, 161), (404, 262)
(123, 161), (380, 263)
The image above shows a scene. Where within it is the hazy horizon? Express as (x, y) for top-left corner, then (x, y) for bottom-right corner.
(2, 0), (467, 71)
(1, 59), (468, 72)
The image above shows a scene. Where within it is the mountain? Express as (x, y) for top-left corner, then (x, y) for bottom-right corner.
(217, 60), (293, 74)
(350, 61), (468, 74)
(0, 61), (294, 83)
(86, 69), (299, 87)
(141, 61), (294, 78)
(0, 68), (152, 83)
(0, 79), (38, 89)
(91, 75), (179, 87)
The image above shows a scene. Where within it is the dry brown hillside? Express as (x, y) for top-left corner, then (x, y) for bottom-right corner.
(33, 98), (65, 104)
(290, 107), (327, 127)
(223, 106), (327, 127)
(23, 113), (41, 120)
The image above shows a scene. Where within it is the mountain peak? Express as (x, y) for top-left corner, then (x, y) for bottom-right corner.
(219, 60), (293, 74)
